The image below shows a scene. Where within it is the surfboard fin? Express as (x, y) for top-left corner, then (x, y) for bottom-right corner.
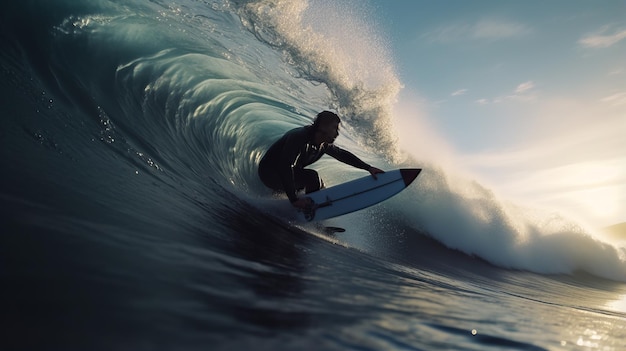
(323, 226), (345, 235)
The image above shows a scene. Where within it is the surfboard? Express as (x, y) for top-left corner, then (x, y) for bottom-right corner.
(300, 168), (421, 222)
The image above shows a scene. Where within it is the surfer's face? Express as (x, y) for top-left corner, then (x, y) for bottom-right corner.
(318, 121), (339, 144)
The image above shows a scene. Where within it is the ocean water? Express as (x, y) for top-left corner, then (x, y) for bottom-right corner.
(1, 0), (625, 350)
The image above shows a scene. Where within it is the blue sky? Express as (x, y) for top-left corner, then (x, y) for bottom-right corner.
(364, 1), (626, 228)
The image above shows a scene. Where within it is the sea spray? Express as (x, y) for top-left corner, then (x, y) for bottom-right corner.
(237, 0), (401, 157)
(389, 161), (626, 282)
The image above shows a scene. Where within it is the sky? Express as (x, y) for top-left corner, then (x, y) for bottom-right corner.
(363, 0), (626, 229)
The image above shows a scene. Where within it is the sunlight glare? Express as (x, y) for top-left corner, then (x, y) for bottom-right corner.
(605, 294), (626, 314)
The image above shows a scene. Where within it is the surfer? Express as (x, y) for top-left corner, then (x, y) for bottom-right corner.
(258, 111), (384, 209)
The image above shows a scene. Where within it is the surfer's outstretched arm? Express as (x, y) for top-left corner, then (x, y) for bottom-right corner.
(325, 145), (384, 179)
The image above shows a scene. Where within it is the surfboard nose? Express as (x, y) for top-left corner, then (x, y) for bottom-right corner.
(400, 168), (422, 187)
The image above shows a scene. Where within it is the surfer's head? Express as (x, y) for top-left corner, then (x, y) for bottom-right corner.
(313, 111), (340, 127)
(313, 111), (340, 145)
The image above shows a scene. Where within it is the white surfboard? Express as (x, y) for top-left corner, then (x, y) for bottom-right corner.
(300, 168), (421, 221)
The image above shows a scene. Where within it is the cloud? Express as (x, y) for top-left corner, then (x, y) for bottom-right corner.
(579, 27), (626, 48)
(475, 81), (536, 105)
(423, 18), (530, 43)
(472, 19), (531, 40)
(601, 92), (626, 106)
(457, 107), (626, 227)
(515, 81), (534, 94)
(451, 89), (468, 96)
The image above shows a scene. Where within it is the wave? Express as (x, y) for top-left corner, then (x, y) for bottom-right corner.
(2, 0), (625, 283)
(237, 0), (401, 154)
(391, 166), (626, 281)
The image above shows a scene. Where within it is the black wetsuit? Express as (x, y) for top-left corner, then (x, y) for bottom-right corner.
(258, 125), (371, 202)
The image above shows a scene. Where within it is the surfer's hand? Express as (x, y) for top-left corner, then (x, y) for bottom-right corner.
(368, 167), (385, 180)
(292, 197), (311, 209)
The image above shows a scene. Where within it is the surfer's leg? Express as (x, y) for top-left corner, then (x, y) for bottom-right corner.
(258, 164), (283, 191)
(294, 168), (322, 194)
(260, 166), (322, 195)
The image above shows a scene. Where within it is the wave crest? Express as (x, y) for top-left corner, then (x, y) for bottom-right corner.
(237, 0), (401, 157)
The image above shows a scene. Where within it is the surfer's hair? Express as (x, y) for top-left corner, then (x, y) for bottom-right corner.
(313, 111), (340, 129)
